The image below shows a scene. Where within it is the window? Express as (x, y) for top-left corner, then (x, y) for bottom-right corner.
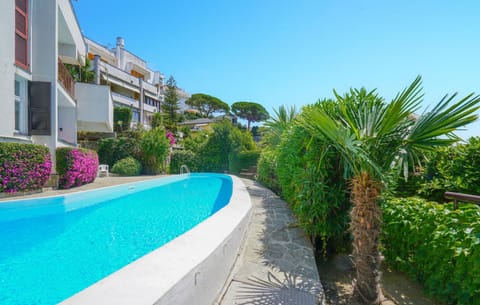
(15, 0), (29, 69)
(14, 78), (27, 133)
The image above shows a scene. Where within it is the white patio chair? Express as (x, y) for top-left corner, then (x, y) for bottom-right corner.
(98, 164), (109, 177)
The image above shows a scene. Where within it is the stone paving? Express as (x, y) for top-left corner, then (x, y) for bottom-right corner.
(216, 179), (325, 305)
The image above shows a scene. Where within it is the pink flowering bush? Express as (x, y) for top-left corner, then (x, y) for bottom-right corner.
(56, 147), (99, 189)
(166, 131), (176, 146)
(0, 143), (52, 193)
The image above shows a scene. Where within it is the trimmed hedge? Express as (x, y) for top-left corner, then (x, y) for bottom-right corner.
(111, 157), (142, 176)
(257, 149), (280, 193)
(56, 147), (99, 189)
(0, 143), (52, 193)
(228, 150), (260, 174)
(382, 197), (480, 304)
(97, 137), (140, 167)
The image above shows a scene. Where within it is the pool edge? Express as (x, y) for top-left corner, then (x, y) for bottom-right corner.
(59, 175), (252, 305)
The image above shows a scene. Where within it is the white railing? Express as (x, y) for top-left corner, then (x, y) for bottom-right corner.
(180, 165), (191, 175)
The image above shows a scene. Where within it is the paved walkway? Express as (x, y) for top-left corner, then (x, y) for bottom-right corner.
(217, 179), (325, 305)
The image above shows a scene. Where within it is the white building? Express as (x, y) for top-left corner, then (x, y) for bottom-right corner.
(0, 0), (85, 158)
(77, 37), (164, 132)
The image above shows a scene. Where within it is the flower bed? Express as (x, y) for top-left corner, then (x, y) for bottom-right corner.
(0, 143), (52, 193)
(56, 147), (98, 189)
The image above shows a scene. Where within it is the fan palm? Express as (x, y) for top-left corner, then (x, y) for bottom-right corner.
(298, 76), (480, 304)
(263, 105), (297, 147)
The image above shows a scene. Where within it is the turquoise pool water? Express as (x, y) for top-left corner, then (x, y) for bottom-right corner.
(0, 173), (232, 305)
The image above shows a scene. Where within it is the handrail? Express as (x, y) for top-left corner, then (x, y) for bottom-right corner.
(180, 164), (190, 175)
(444, 191), (480, 210)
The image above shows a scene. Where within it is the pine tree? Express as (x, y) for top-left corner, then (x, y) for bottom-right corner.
(162, 76), (180, 131)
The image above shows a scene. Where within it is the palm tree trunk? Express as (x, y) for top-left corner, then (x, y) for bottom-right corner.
(350, 172), (383, 304)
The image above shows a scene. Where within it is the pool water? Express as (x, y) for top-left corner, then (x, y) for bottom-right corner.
(0, 174), (232, 305)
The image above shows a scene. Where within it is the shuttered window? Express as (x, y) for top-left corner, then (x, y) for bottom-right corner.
(15, 0), (29, 70)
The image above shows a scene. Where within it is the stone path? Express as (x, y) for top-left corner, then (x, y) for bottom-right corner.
(216, 179), (325, 305)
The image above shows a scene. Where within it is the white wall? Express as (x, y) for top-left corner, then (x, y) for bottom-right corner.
(58, 106), (76, 144)
(76, 83), (113, 132)
(0, 0), (17, 137)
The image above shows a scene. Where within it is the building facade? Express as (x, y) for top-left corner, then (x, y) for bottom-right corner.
(0, 0), (85, 157)
(78, 37), (164, 131)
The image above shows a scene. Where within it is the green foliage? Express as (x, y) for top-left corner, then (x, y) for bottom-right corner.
(139, 127), (170, 174)
(257, 148), (280, 193)
(111, 157), (142, 176)
(419, 137), (480, 200)
(169, 150), (198, 174)
(276, 120), (351, 253)
(114, 107), (133, 132)
(97, 136), (140, 167)
(150, 112), (163, 129)
(231, 101), (269, 130)
(65, 58), (95, 83)
(228, 150), (260, 174)
(262, 105), (297, 148)
(186, 93), (230, 117)
(382, 197), (480, 305)
(163, 76), (180, 131)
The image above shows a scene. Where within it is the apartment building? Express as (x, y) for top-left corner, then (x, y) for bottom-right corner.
(77, 37), (164, 133)
(0, 0), (85, 157)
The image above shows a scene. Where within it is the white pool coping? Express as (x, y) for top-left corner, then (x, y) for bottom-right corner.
(59, 175), (252, 305)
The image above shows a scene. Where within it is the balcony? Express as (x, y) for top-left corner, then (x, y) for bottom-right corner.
(58, 58), (75, 98)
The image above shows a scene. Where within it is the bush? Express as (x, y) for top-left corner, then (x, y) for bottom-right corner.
(56, 147), (98, 189)
(276, 116), (351, 254)
(0, 143), (52, 193)
(257, 149), (280, 193)
(97, 137), (140, 167)
(228, 150), (260, 174)
(139, 127), (170, 174)
(169, 150), (198, 174)
(382, 197), (480, 304)
(111, 157), (142, 176)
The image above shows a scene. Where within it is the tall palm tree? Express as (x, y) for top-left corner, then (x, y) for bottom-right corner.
(298, 76), (480, 304)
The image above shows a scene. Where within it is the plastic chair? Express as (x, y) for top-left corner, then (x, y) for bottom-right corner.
(98, 164), (109, 177)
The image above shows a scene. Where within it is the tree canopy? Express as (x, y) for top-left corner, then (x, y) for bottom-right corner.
(185, 93), (230, 117)
(231, 101), (269, 130)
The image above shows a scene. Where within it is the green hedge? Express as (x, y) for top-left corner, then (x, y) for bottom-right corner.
(228, 150), (260, 174)
(0, 143), (52, 193)
(382, 197), (480, 304)
(169, 150), (198, 174)
(111, 157), (142, 176)
(257, 149), (280, 193)
(97, 137), (140, 167)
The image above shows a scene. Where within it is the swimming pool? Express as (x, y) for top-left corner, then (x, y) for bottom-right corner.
(0, 173), (251, 305)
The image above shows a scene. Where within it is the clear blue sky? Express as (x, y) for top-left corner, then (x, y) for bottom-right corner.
(72, 0), (480, 138)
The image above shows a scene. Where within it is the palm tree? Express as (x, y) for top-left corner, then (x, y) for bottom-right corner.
(298, 76), (480, 304)
(263, 105), (297, 147)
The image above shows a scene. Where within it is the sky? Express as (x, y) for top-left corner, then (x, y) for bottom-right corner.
(72, 0), (480, 138)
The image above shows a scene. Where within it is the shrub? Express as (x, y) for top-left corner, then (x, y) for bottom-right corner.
(169, 150), (198, 174)
(228, 150), (260, 174)
(195, 121), (257, 172)
(0, 143), (52, 193)
(257, 149), (280, 193)
(276, 117), (351, 254)
(382, 197), (480, 304)
(97, 137), (140, 167)
(56, 147), (98, 189)
(139, 127), (170, 174)
(111, 157), (142, 176)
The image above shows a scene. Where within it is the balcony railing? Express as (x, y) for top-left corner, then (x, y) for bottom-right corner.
(58, 58), (75, 98)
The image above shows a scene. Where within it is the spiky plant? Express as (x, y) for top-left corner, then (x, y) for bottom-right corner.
(298, 76), (480, 304)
